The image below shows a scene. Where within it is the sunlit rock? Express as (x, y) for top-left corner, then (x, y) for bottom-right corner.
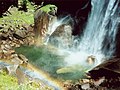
(34, 4), (57, 46)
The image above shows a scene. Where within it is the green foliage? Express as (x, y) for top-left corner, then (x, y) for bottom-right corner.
(0, 70), (53, 90)
(40, 4), (57, 13)
(0, 0), (35, 32)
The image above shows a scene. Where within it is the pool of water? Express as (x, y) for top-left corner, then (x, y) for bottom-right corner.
(15, 45), (91, 81)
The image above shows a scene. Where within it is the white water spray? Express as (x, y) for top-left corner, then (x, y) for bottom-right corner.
(65, 0), (120, 66)
(44, 16), (71, 44)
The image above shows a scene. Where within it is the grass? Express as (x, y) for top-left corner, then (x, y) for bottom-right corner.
(0, 70), (53, 90)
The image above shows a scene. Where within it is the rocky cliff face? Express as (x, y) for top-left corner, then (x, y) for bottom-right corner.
(34, 4), (57, 45)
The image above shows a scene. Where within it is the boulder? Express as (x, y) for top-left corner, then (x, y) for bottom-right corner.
(11, 57), (23, 65)
(49, 24), (72, 48)
(13, 30), (27, 39)
(18, 54), (28, 66)
(88, 57), (120, 79)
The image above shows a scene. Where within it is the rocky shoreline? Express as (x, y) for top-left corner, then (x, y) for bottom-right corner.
(0, 22), (120, 90)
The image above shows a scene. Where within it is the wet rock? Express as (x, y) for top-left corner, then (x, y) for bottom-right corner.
(49, 24), (72, 48)
(86, 55), (95, 65)
(88, 57), (120, 79)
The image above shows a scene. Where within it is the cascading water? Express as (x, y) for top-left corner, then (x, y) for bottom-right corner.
(44, 15), (72, 45)
(65, 0), (120, 66)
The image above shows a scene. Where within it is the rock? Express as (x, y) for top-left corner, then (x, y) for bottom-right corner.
(4, 44), (11, 50)
(6, 65), (19, 75)
(93, 77), (105, 86)
(2, 49), (8, 54)
(1, 44), (5, 50)
(88, 57), (120, 79)
(9, 49), (15, 54)
(27, 25), (34, 32)
(0, 39), (2, 45)
(0, 53), (3, 59)
(13, 30), (27, 39)
(8, 36), (13, 40)
(56, 65), (83, 74)
(81, 83), (90, 90)
(19, 40), (24, 45)
(18, 54), (28, 64)
(11, 54), (18, 58)
(82, 79), (90, 83)
(49, 24), (72, 48)
(11, 57), (23, 65)
(22, 24), (29, 30)
(86, 55), (95, 65)
(0, 32), (9, 40)
(1, 40), (6, 45)
(16, 67), (26, 85)
(34, 5), (57, 45)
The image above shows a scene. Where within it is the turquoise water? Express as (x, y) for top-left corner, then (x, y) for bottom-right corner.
(15, 45), (89, 81)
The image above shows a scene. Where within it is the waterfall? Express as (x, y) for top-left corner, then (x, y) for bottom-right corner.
(65, 0), (120, 66)
(44, 15), (72, 45)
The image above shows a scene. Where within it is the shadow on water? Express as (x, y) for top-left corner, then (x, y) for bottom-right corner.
(15, 45), (88, 81)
